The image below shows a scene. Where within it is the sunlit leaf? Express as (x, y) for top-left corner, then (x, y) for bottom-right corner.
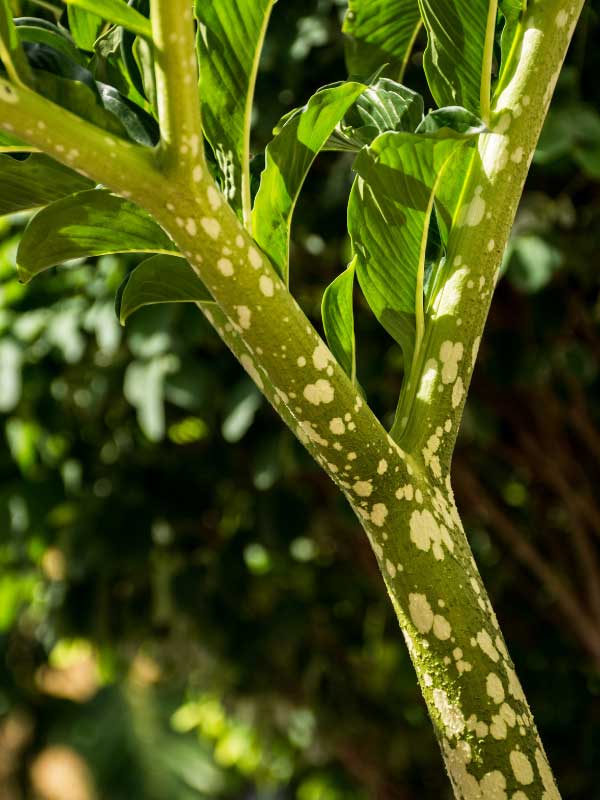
(0, 153), (93, 216)
(343, 0), (421, 81)
(417, 0), (492, 114)
(349, 130), (469, 369)
(194, 0), (276, 223)
(67, 6), (103, 50)
(62, 0), (152, 39)
(17, 189), (177, 282)
(322, 259), (356, 382)
(252, 81), (365, 282)
(116, 255), (213, 324)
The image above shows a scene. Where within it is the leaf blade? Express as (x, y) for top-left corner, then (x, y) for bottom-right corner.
(117, 254), (213, 324)
(194, 0), (276, 224)
(17, 189), (177, 282)
(343, 0), (422, 81)
(62, 0), (152, 39)
(0, 153), (93, 216)
(322, 259), (357, 382)
(252, 81), (366, 282)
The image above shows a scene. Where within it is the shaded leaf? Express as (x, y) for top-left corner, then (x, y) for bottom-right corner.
(343, 0), (421, 81)
(252, 81), (365, 282)
(194, 0), (276, 222)
(416, 106), (487, 135)
(322, 259), (356, 382)
(15, 17), (86, 64)
(0, 0), (32, 82)
(116, 255), (213, 324)
(17, 189), (177, 282)
(0, 153), (93, 216)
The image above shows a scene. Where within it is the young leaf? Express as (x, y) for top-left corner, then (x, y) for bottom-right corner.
(417, 0), (496, 117)
(116, 255), (213, 324)
(17, 189), (177, 282)
(348, 130), (469, 370)
(194, 0), (276, 226)
(322, 259), (357, 382)
(62, 0), (152, 39)
(67, 6), (103, 50)
(343, 0), (421, 81)
(0, 153), (93, 216)
(252, 81), (366, 283)
(329, 78), (423, 151)
(496, 0), (527, 97)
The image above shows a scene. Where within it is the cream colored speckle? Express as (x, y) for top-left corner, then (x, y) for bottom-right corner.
(511, 146), (524, 163)
(329, 418), (345, 435)
(303, 379), (334, 405)
(248, 246), (263, 269)
(207, 185), (222, 209)
(477, 630), (500, 662)
(377, 459), (388, 475)
(240, 355), (263, 389)
(201, 217), (221, 239)
(433, 615), (451, 640)
(259, 275), (274, 297)
(385, 558), (396, 577)
(235, 305), (251, 330)
(432, 689), (465, 737)
(408, 593), (433, 633)
(193, 165), (203, 182)
(185, 217), (197, 236)
(371, 503), (388, 527)
(217, 258), (234, 277)
(463, 186), (486, 227)
(452, 377), (464, 408)
(440, 341), (464, 384)
(486, 673), (505, 704)
(556, 9), (568, 27)
(353, 480), (373, 498)
(312, 342), (331, 370)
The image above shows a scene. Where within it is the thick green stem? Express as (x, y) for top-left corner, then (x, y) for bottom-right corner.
(149, 0), (204, 180)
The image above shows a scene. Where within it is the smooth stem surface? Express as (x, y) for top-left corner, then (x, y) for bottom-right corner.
(149, 0), (204, 179)
(0, 0), (584, 795)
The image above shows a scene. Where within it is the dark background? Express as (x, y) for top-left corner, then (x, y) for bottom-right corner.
(1, 1), (600, 798)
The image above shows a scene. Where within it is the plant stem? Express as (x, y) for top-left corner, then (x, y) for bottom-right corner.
(149, 0), (204, 179)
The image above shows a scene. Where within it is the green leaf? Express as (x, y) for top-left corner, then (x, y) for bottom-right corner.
(17, 189), (177, 282)
(62, 0), (152, 39)
(116, 255), (213, 324)
(343, 0), (421, 81)
(416, 106), (487, 136)
(329, 78), (423, 151)
(15, 18), (86, 64)
(348, 130), (468, 369)
(194, 0), (276, 224)
(322, 259), (356, 382)
(0, 0), (33, 83)
(0, 129), (37, 152)
(497, 0), (526, 96)
(252, 81), (366, 282)
(417, 0), (494, 115)
(0, 153), (93, 216)
(67, 6), (103, 50)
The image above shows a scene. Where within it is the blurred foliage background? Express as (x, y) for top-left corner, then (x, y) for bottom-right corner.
(2, 1), (600, 798)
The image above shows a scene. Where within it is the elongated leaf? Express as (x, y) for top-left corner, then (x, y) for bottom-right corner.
(16, 19), (86, 64)
(194, 0), (276, 222)
(252, 82), (366, 282)
(348, 130), (468, 367)
(496, 0), (527, 95)
(343, 0), (421, 81)
(67, 6), (103, 50)
(0, 0), (32, 82)
(17, 189), (177, 282)
(322, 260), (356, 382)
(417, 0), (492, 114)
(0, 130), (37, 152)
(117, 255), (213, 324)
(0, 153), (93, 216)
(62, 0), (151, 39)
